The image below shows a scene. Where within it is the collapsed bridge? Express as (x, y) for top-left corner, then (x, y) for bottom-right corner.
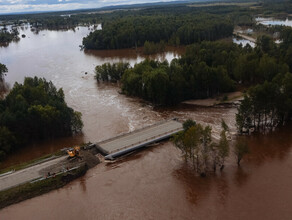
(96, 119), (183, 160)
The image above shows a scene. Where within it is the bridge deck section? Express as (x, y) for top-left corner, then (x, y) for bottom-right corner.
(96, 119), (183, 159)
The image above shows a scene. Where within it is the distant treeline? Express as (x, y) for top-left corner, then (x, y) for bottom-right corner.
(79, 0), (290, 50)
(0, 1), (255, 28)
(82, 13), (233, 50)
(0, 77), (83, 161)
(0, 0), (291, 32)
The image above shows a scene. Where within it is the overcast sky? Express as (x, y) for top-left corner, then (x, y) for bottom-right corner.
(0, 0), (177, 14)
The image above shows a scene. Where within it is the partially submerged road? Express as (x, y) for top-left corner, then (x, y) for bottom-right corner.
(0, 156), (66, 191)
(1, 120), (183, 191)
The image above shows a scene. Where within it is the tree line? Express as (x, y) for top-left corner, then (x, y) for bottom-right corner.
(94, 31), (292, 107)
(0, 76), (83, 161)
(82, 13), (233, 50)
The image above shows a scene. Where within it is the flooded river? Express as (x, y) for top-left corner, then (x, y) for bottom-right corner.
(1, 26), (292, 219)
(0, 25), (184, 168)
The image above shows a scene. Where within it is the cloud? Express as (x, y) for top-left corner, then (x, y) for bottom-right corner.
(0, 0), (174, 14)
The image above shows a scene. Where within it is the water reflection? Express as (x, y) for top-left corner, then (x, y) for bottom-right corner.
(79, 177), (87, 193)
(84, 46), (185, 63)
(173, 163), (213, 205)
(233, 37), (255, 48)
(245, 124), (292, 166)
(233, 166), (250, 187)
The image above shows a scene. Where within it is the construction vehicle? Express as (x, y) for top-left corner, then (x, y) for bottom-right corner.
(67, 146), (81, 158)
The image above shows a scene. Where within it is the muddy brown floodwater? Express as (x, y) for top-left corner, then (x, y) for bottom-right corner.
(1, 25), (292, 219)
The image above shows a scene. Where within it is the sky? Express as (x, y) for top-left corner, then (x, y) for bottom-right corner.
(0, 0), (179, 14)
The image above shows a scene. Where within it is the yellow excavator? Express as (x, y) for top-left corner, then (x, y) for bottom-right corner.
(67, 146), (81, 158)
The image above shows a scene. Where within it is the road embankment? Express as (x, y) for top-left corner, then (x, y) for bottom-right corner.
(0, 149), (100, 210)
(0, 164), (88, 209)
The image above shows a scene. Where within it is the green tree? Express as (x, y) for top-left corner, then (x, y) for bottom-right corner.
(172, 122), (215, 176)
(0, 126), (17, 160)
(236, 95), (252, 134)
(183, 119), (196, 131)
(0, 63), (8, 81)
(0, 77), (83, 161)
(233, 137), (249, 166)
(218, 125), (230, 170)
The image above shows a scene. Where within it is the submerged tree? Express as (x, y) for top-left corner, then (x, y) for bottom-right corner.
(233, 137), (249, 166)
(95, 62), (129, 82)
(217, 120), (230, 170)
(236, 73), (292, 133)
(172, 119), (230, 176)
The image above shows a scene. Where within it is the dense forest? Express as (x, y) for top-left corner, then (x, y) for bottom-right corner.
(93, 26), (292, 133)
(119, 31), (289, 103)
(82, 13), (233, 49)
(0, 76), (83, 161)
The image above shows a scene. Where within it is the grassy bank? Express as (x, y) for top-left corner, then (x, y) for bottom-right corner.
(0, 164), (88, 210)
